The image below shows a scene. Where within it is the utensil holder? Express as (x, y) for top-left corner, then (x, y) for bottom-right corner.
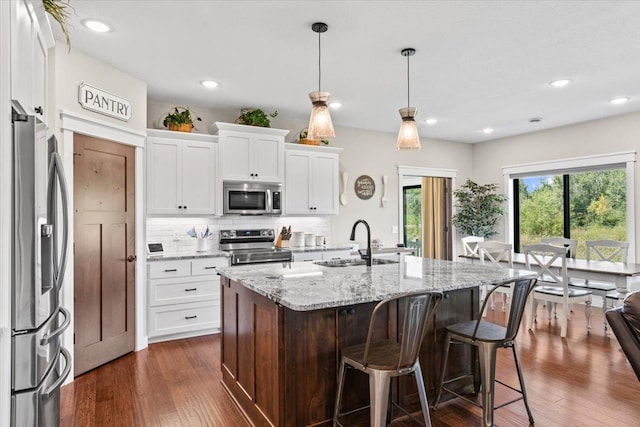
(196, 238), (207, 252)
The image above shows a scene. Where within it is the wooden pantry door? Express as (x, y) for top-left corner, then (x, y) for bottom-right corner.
(73, 134), (135, 376)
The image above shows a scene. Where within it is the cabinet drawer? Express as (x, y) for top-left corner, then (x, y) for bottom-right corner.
(148, 301), (220, 337)
(191, 257), (228, 276)
(149, 261), (191, 279)
(149, 277), (219, 307)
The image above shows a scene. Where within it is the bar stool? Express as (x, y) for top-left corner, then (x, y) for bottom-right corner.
(332, 291), (443, 427)
(433, 278), (537, 427)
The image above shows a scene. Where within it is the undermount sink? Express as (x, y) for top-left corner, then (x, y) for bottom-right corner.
(313, 258), (399, 268)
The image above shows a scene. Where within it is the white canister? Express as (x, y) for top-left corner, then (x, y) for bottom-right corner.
(315, 235), (324, 246)
(196, 238), (207, 252)
(304, 233), (315, 247)
(290, 231), (305, 247)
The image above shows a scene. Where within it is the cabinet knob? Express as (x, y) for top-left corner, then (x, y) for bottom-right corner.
(347, 308), (356, 315)
(35, 106), (43, 115)
(338, 309), (347, 315)
(178, 205), (183, 209)
(183, 206), (187, 209)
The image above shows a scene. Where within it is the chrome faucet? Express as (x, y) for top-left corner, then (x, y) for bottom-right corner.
(350, 219), (372, 266)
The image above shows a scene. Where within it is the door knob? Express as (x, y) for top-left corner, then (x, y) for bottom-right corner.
(127, 255), (137, 263)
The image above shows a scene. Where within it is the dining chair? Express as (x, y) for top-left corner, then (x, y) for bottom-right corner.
(540, 237), (578, 258)
(333, 291), (443, 427)
(525, 244), (592, 338)
(478, 240), (513, 312)
(433, 278), (537, 427)
(570, 240), (629, 336)
(462, 236), (484, 262)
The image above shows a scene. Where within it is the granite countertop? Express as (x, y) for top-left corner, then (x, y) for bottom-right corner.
(147, 250), (229, 262)
(217, 256), (535, 311)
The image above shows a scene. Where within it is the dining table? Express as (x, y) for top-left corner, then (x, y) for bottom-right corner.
(460, 253), (640, 297)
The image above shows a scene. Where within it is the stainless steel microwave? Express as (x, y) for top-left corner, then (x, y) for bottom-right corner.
(223, 181), (282, 215)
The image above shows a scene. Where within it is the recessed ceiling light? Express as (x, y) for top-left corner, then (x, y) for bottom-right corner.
(549, 79), (571, 88)
(329, 102), (342, 109)
(424, 117), (438, 126)
(201, 80), (219, 89)
(82, 19), (111, 33)
(609, 97), (630, 105)
(481, 127), (494, 134)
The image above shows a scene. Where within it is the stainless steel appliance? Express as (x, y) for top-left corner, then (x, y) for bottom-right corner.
(223, 182), (282, 215)
(11, 110), (71, 426)
(220, 229), (292, 265)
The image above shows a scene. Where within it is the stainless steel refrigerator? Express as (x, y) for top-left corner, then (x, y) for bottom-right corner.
(11, 109), (71, 426)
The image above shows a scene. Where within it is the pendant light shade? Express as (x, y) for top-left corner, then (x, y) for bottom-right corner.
(396, 48), (421, 150)
(307, 22), (335, 140)
(396, 107), (420, 149)
(308, 91), (335, 140)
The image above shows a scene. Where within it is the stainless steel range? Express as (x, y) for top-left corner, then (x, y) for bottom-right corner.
(220, 229), (292, 265)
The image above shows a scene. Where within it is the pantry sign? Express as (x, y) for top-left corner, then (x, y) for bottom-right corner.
(78, 83), (131, 121)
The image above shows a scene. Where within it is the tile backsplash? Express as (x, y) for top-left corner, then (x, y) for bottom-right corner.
(146, 216), (332, 252)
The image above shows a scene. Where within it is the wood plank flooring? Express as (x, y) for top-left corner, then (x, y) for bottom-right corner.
(60, 306), (640, 426)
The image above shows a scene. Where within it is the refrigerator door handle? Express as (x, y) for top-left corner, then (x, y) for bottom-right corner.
(40, 306), (71, 345)
(42, 347), (71, 399)
(47, 151), (70, 291)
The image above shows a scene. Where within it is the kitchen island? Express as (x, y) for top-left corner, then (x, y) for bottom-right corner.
(218, 256), (534, 427)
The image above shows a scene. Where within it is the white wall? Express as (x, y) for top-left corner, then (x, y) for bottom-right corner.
(49, 44), (148, 379)
(472, 112), (640, 260)
(0, 2), (13, 423)
(147, 100), (474, 249)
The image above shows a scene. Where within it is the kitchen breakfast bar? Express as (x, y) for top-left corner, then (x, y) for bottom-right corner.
(218, 256), (535, 427)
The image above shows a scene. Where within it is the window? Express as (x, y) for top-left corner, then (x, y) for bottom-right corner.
(514, 169), (627, 258)
(504, 151), (635, 260)
(403, 185), (422, 255)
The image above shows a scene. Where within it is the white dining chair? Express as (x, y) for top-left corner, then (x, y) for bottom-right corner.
(540, 237), (578, 258)
(569, 240), (629, 336)
(461, 236), (484, 258)
(525, 244), (592, 338)
(478, 241), (513, 312)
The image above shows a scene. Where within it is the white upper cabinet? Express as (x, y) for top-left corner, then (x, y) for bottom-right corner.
(284, 144), (342, 215)
(11, 0), (53, 123)
(146, 129), (219, 215)
(213, 122), (289, 183)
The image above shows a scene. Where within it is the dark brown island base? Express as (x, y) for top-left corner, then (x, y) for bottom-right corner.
(218, 257), (534, 427)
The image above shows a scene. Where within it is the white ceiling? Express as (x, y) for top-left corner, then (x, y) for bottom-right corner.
(57, 0), (640, 143)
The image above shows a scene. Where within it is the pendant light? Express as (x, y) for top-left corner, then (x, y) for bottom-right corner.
(396, 48), (421, 150)
(307, 22), (335, 140)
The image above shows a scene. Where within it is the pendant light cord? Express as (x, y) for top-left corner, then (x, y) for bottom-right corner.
(318, 30), (322, 92)
(406, 53), (410, 108)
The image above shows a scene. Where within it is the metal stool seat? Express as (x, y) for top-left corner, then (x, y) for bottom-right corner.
(333, 291), (443, 427)
(434, 278), (537, 427)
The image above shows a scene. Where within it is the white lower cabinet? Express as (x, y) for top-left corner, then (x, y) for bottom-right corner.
(147, 257), (228, 342)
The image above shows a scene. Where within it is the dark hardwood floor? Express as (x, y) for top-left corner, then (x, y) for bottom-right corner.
(60, 305), (640, 426)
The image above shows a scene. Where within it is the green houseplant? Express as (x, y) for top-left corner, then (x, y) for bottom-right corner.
(451, 179), (507, 238)
(163, 107), (201, 132)
(43, 0), (73, 49)
(235, 109), (278, 127)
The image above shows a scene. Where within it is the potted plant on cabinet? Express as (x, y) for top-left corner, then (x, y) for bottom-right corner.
(298, 128), (329, 146)
(451, 179), (507, 239)
(162, 107), (202, 132)
(235, 108), (278, 127)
